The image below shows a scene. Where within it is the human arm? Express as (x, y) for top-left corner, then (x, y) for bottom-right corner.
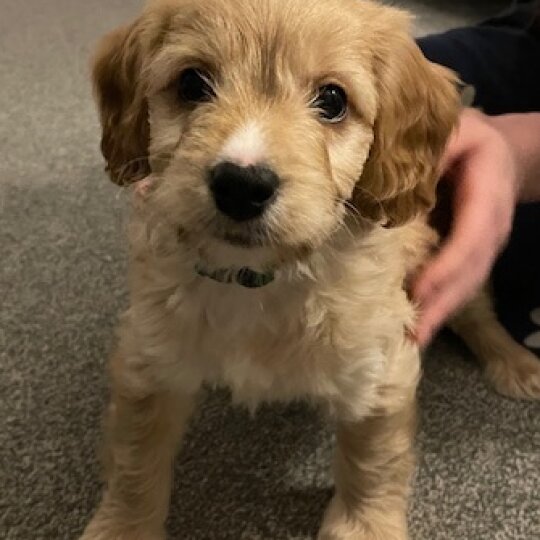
(412, 109), (540, 346)
(490, 112), (540, 201)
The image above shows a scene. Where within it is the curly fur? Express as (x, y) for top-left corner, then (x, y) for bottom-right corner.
(81, 1), (540, 539)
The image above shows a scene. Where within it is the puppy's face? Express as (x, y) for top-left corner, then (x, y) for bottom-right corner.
(93, 0), (458, 264)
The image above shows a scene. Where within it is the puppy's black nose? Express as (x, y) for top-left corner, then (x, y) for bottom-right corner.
(209, 161), (279, 222)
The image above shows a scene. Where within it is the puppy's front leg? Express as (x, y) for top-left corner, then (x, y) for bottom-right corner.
(80, 353), (196, 540)
(319, 401), (416, 540)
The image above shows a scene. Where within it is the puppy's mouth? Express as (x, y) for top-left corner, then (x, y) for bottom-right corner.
(222, 232), (260, 247)
(214, 223), (269, 248)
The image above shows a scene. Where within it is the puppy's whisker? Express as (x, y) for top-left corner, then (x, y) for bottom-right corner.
(336, 197), (359, 216)
(348, 184), (387, 220)
(112, 156), (172, 186)
(120, 155), (171, 168)
(335, 196), (363, 225)
(334, 212), (356, 242)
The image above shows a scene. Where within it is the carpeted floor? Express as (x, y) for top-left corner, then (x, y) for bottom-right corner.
(1, 1), (538, 539)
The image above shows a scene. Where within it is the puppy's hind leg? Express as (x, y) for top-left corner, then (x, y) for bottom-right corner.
(450, 289), (540, 399)
(80, 353), (197, 540)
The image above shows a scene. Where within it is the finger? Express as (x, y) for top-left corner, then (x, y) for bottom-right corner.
(412, 240), (469, 305)
(415, 280), (466, 347)
(414, 176), (498, 305)
(416, 246), (493, 347)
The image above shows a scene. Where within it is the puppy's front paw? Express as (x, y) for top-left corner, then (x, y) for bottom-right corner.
(318, 496), (408, 540)
(79, 523), (165, 540)
(79, 502), (166, 540)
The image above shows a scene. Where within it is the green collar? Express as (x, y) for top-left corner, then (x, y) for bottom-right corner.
(195, 262), (275, 288)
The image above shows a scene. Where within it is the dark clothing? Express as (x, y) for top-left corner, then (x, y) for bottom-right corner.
(417, 1), (540, 351)
(418, 1), (540, 115)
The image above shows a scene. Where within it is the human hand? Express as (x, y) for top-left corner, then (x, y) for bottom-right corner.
(411, 109), (520, 346)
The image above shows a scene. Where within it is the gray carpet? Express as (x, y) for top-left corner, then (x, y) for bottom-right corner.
(1, 1), (538, 539)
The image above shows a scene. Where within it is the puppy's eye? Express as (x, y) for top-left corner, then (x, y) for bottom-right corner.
(176, 68), (214, 103)
(313, 84), (348, 123)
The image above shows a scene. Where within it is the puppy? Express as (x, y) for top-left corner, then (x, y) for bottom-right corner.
(82, 0), (540, 538)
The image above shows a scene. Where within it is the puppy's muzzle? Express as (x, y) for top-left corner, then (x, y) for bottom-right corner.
(209, 161), (279, 222)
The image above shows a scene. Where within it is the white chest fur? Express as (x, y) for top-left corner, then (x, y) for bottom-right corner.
(122, 226), (423, 421)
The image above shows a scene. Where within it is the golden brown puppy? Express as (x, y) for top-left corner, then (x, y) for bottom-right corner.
(82, 0), (540, 538)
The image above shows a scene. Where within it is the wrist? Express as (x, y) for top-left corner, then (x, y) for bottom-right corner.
(454, 109), (522, 206)
(487, 112), (540, 202)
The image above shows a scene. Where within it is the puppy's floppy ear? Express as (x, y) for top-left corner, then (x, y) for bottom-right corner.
(92, 21), (150, 185)
(354, 12), (460, 227)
